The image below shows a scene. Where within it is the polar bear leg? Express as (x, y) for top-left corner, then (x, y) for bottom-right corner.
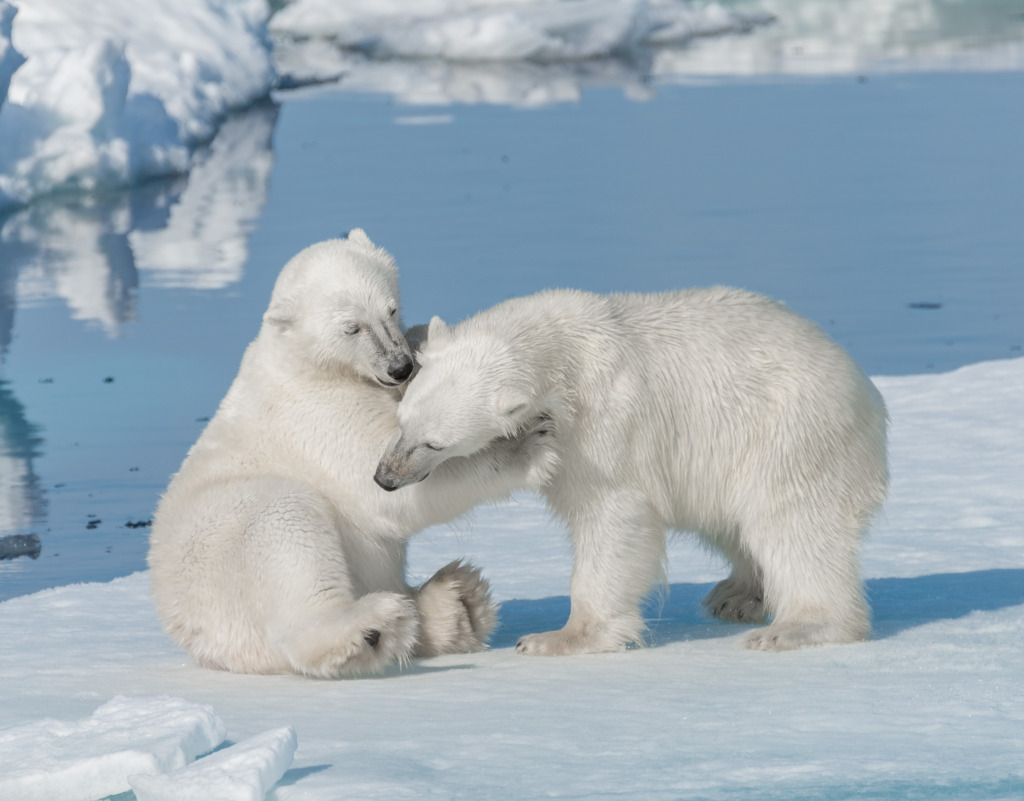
(740, 516), (869, 651)
(517, 495), (664, 656)
(413, 560), (498, 657)
(248, 487), (419, 677)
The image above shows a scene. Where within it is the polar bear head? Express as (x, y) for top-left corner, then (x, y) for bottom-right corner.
(374, 315), (537, 489)
(262, 230), (415, 387)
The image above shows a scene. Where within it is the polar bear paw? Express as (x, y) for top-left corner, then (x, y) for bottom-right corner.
(414, 560), (499, 657)
(516, 615), (642, 656)
(702, 576), (767, 624)
(743, 617), (869, 651)
(280, 592), (419, 678)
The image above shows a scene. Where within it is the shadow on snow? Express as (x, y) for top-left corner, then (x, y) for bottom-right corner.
(490, 569), (1024, 649)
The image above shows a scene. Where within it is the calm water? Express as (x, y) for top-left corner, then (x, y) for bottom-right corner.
(1, 70), (1022, 600)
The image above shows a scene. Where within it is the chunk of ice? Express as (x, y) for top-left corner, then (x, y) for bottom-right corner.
(0, 695), (227, 801)
(129, 726), (298, 801)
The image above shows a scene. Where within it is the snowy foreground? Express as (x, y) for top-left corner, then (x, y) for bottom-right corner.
(1, 357), (1021, 800)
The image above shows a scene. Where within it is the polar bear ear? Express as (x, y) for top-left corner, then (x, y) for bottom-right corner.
(498, 393), (531, 423)
(427, 316), (449, 342)
(345, 228), (374, 249)
(264, 296), (297, 330)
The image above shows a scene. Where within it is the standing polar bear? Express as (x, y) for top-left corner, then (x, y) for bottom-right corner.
(375, 287), (889, 654)
(148, 232), (556, 678)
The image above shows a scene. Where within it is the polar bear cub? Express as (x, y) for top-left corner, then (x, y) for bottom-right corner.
(148, 232), (556, 677)
(375, 287), (889, 655)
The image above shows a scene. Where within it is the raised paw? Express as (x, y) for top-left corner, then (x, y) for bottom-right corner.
(414, 559), (499, 657)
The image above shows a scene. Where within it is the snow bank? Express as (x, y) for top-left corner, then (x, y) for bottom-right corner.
(268, 0), (774, 101)
(271, 0), (1024, 105)
(0, 696), (226, 801)
(271, 0), (771, 62)
(129, 727), (298, 801)
(0, 0), (274, 213)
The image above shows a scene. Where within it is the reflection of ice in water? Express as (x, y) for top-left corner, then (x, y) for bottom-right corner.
(130, 103), (278, 290)
(0, 381), (44, 557)
(273, 0), (1024, 107)
(0, 102), (278, 338)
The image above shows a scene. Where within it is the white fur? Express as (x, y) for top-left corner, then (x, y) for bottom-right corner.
(148, 232), (556, 677)
(375, 288), (889, 655)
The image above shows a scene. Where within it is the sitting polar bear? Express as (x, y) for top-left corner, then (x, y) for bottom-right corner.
(148, 231), (556, 678)
(375, 287), (889, 655)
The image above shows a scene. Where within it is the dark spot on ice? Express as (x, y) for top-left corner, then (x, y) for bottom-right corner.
(103, 376), (115, 383)
(908, 302), (943, 310)
(125, 520), (152, 529)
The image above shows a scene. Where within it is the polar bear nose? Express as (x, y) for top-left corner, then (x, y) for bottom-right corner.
(388, 357), (414, 383)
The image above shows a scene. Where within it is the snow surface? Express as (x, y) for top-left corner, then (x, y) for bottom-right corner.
(0, 0), (274, 212)
(0, 357), (1021, 800)
(0, 696), (226, 801)
(128, 726), (297, 801)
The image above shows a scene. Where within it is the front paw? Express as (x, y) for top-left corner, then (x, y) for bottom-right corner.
(516, 625), (630, 656)
(414, 560), (499, 657)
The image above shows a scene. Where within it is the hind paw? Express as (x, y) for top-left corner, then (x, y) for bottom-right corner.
(414, 560), (498, 657)
(702, 576), (767, 624)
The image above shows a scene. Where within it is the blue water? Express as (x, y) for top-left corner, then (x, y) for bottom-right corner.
(0, 71), (1022, 601)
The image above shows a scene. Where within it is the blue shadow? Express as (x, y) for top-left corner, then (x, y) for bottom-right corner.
(491, 569), (1024, 648)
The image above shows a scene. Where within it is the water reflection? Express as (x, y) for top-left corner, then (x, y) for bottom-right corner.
(273, 0), (1024, 107)
(0, 101), (278, 342)
(0, 101), (278, 574)
(0, 381), (44, 559)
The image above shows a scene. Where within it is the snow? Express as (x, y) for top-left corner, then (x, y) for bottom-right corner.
(269, 0), (772, 61)
(0, 357), (1021, 800)
(0, 696), (226, 801)
(270, 0), (1024, 106)
(128, 727), (297, 801)
(0, 0), (274, 212)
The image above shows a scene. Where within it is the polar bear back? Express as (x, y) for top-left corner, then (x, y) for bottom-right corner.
(446, 286), (888, 536)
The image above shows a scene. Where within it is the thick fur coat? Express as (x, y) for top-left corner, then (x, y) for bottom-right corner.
(375, 287), (889, 654)
(148, 232), (555, 677)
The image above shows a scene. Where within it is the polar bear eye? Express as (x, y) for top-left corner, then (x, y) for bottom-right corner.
(388, 306), (398, 317)
(344, 323), (360, 335)
(423, 442), (445, 452)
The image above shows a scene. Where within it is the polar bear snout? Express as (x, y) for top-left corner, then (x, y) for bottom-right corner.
(373, 457), (429, 491)
(374, 437), (434, 491)
(386, 355), (414, 384)
(372, 468), (400, 492)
